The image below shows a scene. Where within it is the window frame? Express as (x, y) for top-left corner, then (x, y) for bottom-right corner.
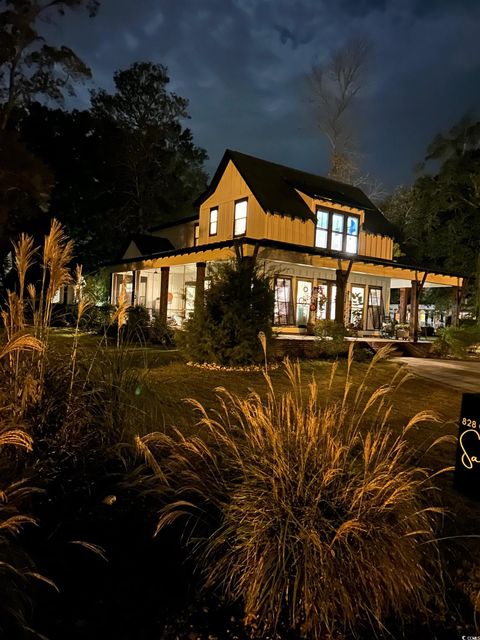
(193, 223), (200, 247)
(233, 198), (248, 237)
(273, 275), (294, 326)
(209, 207), (218, 236)
(315, 207), (360, 254)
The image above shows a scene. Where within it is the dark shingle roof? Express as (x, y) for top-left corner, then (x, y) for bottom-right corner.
(122, 234), (174, 259)
(197, 150), (396, 238)
(148, 213), (198, 233)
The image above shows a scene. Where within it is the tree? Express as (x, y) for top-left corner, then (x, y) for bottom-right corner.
(0, 128), (53, 280)
(90, 62), (208, 234)
(17, 64), (208, 270)
(0, 0), (98, 281)
(180, 258), (275, 365)
(0, 0), (98, 130)
(383, 115), (480, 320)
(309, 39), (367, 176)
(17, 102), (119, 270)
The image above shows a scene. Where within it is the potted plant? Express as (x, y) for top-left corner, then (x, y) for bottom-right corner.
(395, 323), (410, 340)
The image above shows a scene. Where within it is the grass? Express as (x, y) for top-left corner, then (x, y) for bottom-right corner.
(137, 351), (475, 638)
(1, 221), (478, 638)
(34, 320), (480, 633)
(130, 348), (479, 637)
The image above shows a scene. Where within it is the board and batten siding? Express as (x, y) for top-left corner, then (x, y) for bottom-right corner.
(197, 160), (394, 261)
(358, 233), (393, 261)
(199, 160), (266, 244)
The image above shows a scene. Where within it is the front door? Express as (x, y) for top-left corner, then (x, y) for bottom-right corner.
(366, 287), (384, 330)
(296, 280), (312, 326)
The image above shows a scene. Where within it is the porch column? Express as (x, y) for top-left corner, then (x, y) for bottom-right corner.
(409, 280), (420, 342)
(131, 270), (137, 306)
(451, 286), (461, 327)
(158, 266), (170, 324)
(335, 269), (350, 327)
(399, 288), (409, 324)
(194, 262), (206, 312)
(109, 272), (115, 304)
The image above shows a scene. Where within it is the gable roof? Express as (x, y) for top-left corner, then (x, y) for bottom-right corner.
(148, 213), (198, 233)
(120, 234), (174, 260)
(197, 149), (396, 238)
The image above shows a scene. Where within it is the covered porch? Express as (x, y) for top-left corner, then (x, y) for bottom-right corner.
(107, 238), (462, 342)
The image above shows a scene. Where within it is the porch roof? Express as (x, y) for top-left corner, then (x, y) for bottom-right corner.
(104, 236), (463, 287)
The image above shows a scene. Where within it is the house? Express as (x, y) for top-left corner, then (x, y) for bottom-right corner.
(107, 149), (463, 340)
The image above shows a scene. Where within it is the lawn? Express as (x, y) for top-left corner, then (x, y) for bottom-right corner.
(45, 329), (480, 635)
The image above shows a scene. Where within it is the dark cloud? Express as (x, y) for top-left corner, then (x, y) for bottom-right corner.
(40, 0), (480, 191)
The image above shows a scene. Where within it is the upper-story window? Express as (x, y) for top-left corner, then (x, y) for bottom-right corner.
(315, 208), (359, 254)
(234, 199), (248, 236)
(194, 223), (200, 246)
(209, 207), (218, 236)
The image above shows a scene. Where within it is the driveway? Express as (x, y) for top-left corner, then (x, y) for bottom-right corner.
(395, 357), (480, 393)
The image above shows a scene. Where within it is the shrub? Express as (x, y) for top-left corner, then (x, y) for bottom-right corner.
(126, 305), (151, 342)
(80, 302), (115, 333)
(149, 314), (175, 346)
(138, 348), (446, 639)
(180, 258), (274, 365)
(314, 318), (351, 358)
(432, 325), (480, 358)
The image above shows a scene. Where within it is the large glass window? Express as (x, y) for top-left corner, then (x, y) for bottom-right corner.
(315, 210), (329, 248)
(234, 199), (248, 236)
(316, 282), (336, 321)
(350, 285), (365, 329)
(315, 208), (360, 253)
(331, 213), (344, 251)
(346, 216), (359, 253)
(274, 277), (294, 325)
(209, 208), (218, 236)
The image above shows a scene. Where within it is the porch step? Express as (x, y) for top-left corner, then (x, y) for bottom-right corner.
(362, 340), (433, 358)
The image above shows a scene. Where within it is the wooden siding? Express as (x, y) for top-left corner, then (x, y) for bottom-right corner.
(264, 213), (312, 245)
(197, 165), (393, 261)
(358, 232), (393, 260)
(199, 160), (265, 243)
(122, 241), (141, 260)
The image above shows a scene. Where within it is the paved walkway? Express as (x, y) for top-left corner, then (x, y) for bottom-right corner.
(395, 357), (480, 393)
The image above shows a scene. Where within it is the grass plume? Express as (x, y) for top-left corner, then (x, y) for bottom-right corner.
(138, 355), (446, 638)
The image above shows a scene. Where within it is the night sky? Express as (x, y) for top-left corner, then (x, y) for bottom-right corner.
(44, 0), (480, 190)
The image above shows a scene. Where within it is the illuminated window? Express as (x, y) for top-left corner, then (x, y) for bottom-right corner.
(346, 216), (359, 253)
(209, 208), (218, 236)
(315, 210), (329, 248)
(315, 208), (360, 254)
(274, 277), (294, 325)
(234, 199), (247, 236)
(194, 223), (199, 246)
(350, 285), (365, 329)
(316, 281), (336, 321)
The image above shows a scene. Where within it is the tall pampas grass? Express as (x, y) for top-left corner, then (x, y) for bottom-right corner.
(138, 348), (448, 638)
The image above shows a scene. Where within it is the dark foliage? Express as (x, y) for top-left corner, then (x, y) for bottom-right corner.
(180, 258), (275, 365)
(16, 64), (209, 270)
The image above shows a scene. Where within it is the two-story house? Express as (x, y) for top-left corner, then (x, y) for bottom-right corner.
(108, 150), (462, 338)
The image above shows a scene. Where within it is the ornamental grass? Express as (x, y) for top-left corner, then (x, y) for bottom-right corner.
(137, 347), (450, 639)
